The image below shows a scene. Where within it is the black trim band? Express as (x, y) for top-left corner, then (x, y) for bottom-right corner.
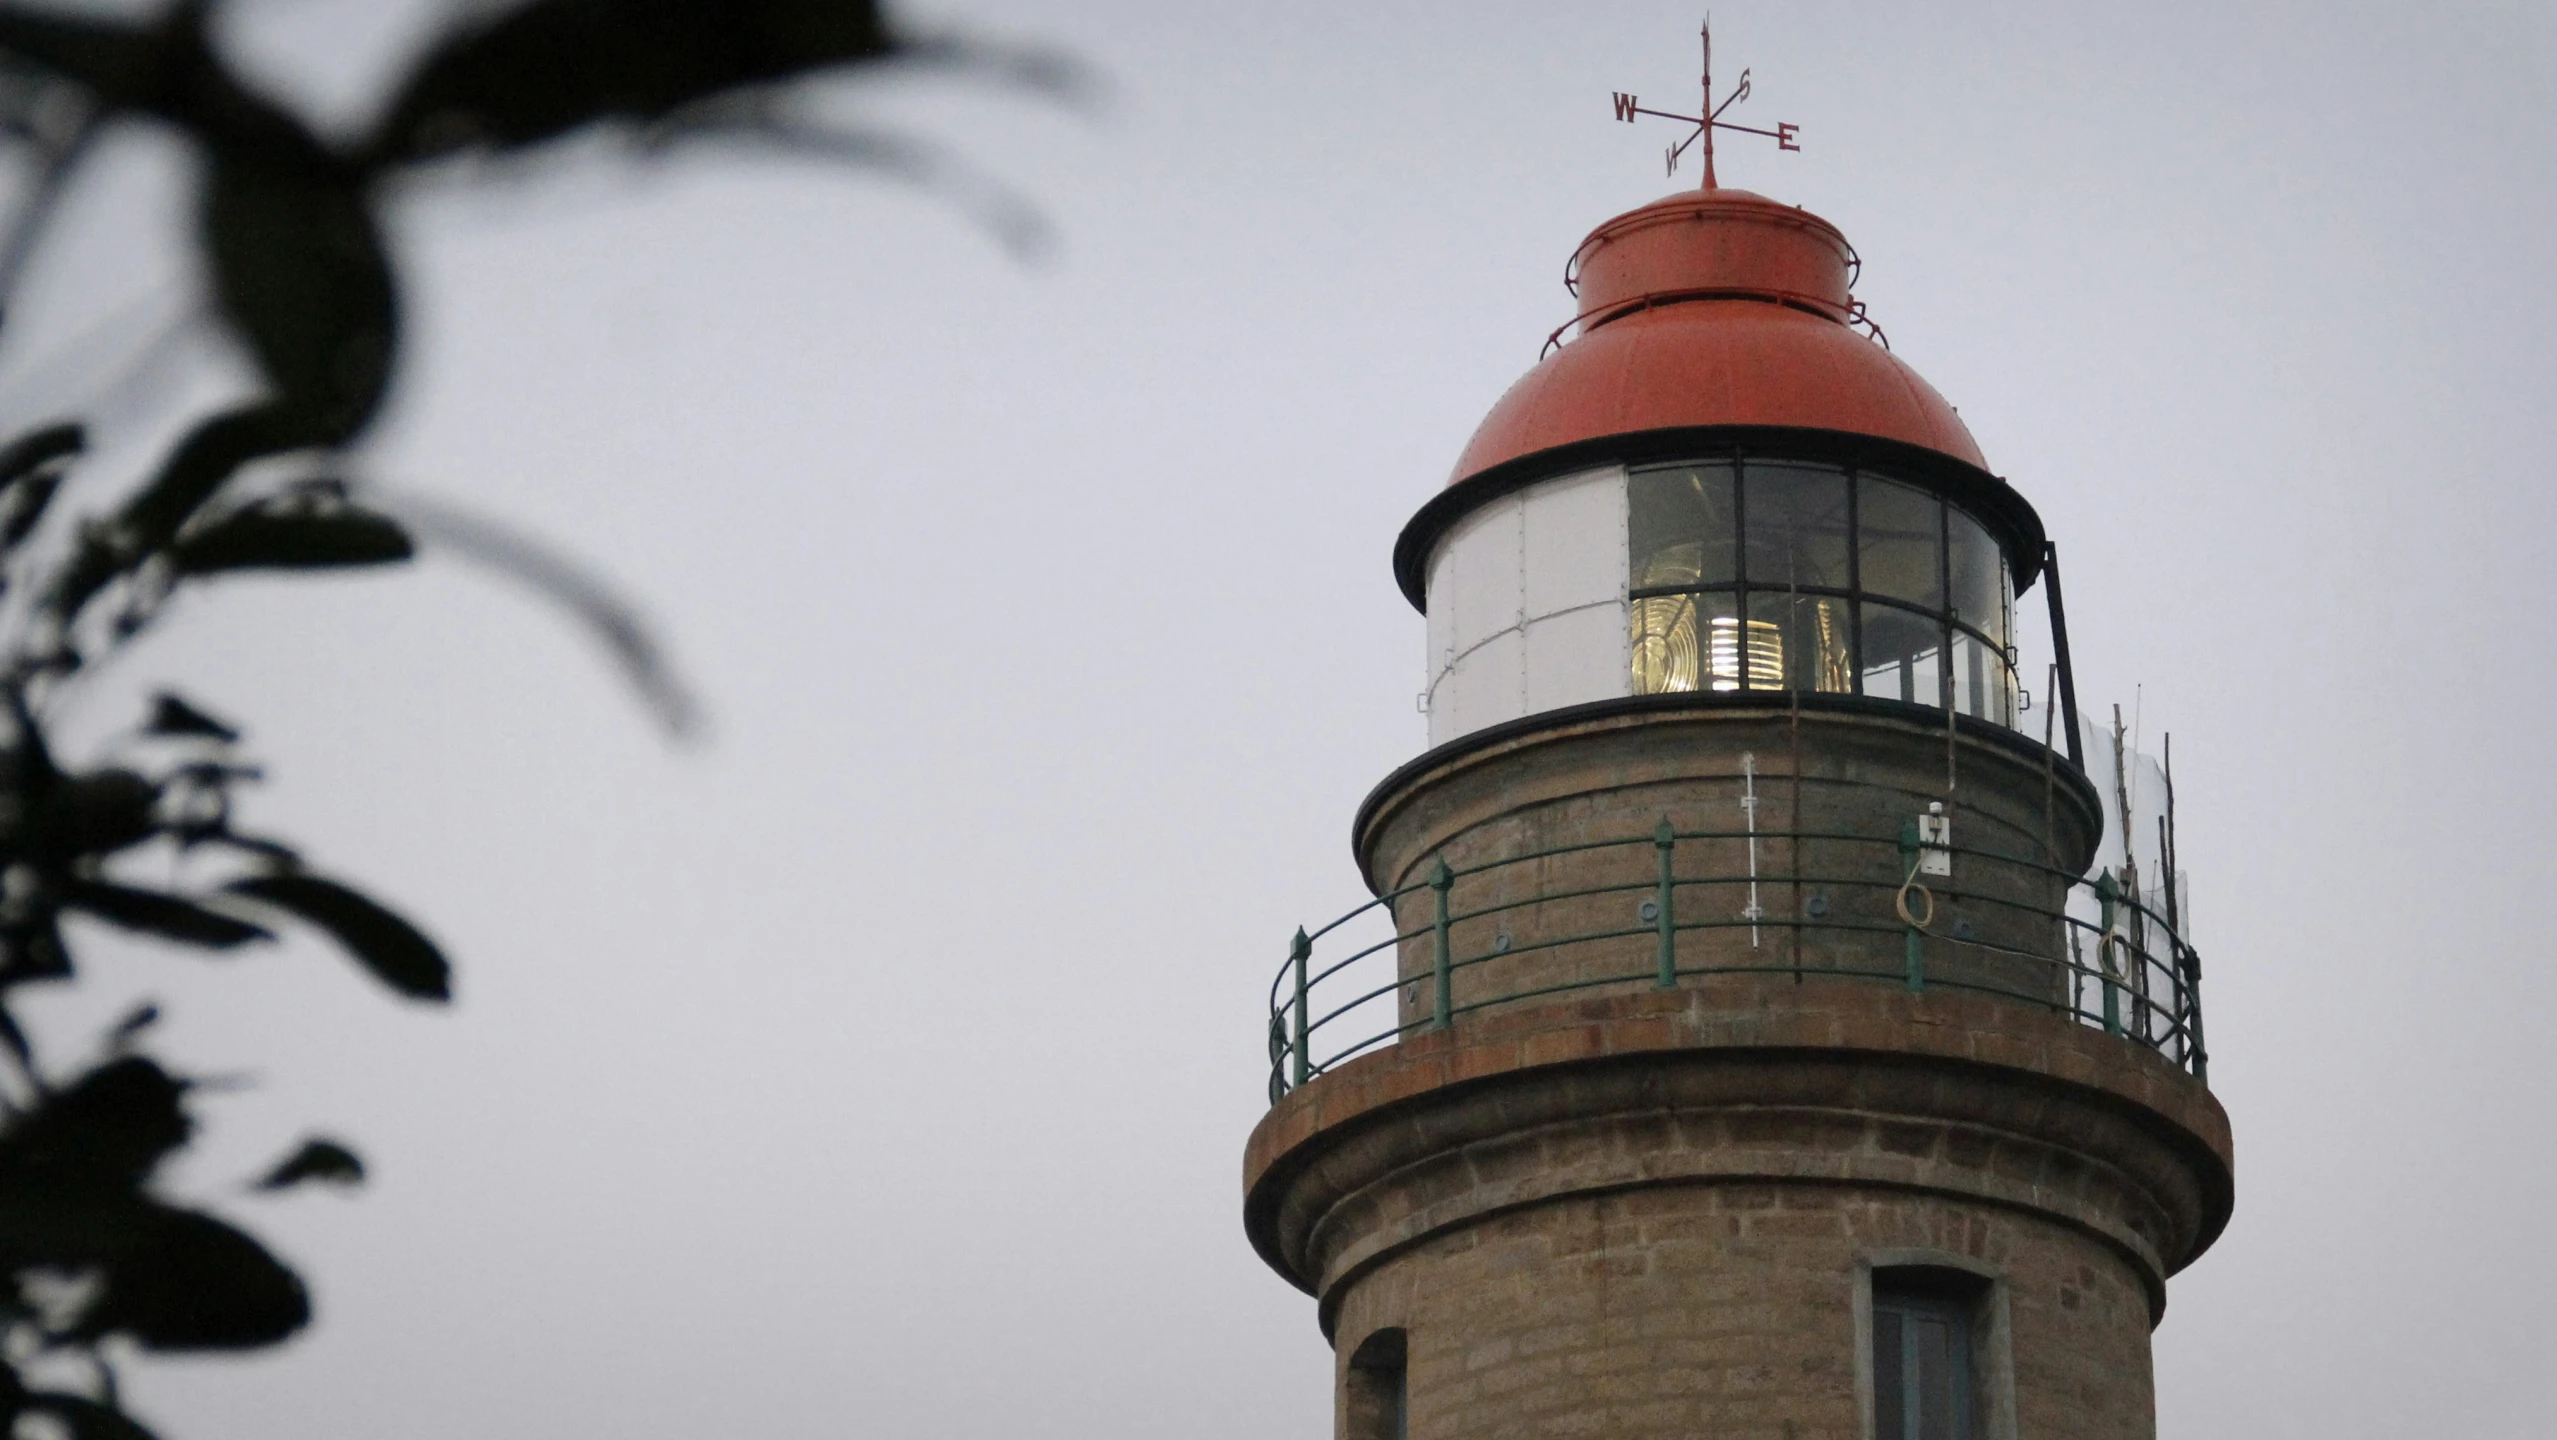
(1392, 426), (2048, 613)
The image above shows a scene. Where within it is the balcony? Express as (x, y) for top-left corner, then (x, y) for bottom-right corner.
(1266, 789), (2203, 1105)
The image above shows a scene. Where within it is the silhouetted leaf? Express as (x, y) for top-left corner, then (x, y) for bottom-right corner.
(370, 0), (899, 163)
(0, 1000), (33, 1069)
(0, 918), (72, 985)
(0, 1056), (190, 1194)
(113, 406), (315, 547)
(4, 686), (59, 783)
(200, 154), (394, 440)
(0, 466), (61, 550)
(0, 421), (80, 550)
(28, 769), (159, 860)
(144, 691), (238, 743)
(0, 11), (167, 111)
(0, 4), (386, 433)
(255, 1137), (363, 1191)
(170, 509), (411, 575)
(23, 1393), (163, 1440)
(0, 422), (83, 482)
(44, 406), (321, 628)
(72, 1203), (310, 1351)
(378, 490), (701, 738)
(224, 874), (448, 1001)
(0, 2), (377, 166)
(63, 881), (270, 950)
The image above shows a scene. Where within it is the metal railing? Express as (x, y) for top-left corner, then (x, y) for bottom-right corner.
(1266, 819), (2205, 1104)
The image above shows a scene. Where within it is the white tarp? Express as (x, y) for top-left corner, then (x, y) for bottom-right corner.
(2074, 715), (2189, 937)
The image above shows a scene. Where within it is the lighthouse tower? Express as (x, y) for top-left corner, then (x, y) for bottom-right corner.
(1242, 64), (2232, 1440)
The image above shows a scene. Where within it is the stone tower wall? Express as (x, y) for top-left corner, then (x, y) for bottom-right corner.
(1248, 702), (2231, 1440)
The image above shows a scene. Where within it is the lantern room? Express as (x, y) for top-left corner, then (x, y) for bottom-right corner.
(1396, 187), (2056, 750)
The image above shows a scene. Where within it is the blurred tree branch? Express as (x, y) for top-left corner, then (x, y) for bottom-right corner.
(0, 3), (1081, 1434)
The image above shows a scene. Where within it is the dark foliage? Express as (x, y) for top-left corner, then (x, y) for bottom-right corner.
(369, 0), (899, 162)
(254, 1138), (363, 1192)
(227, 875), (450, 1001)
(0, 2), (1071, 1434)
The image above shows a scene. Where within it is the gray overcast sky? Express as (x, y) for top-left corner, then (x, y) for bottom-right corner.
(1, 2), (2549, 1437)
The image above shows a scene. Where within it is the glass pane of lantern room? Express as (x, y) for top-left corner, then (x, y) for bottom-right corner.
(1742, 463), (1851, 591)
(1631, 592), (1740, 695)
(1748, 592), (1853, 693)
(1946, 507), (2009, 653)
(1861, 603), (1944, 709)
(1859, 477), (1942, 609)
(1950, 631), (2016, 727)
(1629, 463), (1737, 591)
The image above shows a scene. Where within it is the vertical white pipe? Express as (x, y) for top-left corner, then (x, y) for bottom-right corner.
(1741, 751), (1764, 947)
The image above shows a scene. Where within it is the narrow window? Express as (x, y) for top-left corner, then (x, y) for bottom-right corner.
(1872, 1272), (1979, 1440)
(1345, 1327), (1408, 1440)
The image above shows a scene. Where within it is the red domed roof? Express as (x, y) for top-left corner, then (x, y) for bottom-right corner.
(1449, 188), (1986, 482)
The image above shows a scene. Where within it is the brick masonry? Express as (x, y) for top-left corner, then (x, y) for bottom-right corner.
(1331, 1183), (2155, 1440)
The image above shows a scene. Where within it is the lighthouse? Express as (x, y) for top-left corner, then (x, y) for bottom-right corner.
(1242, 43), (2231, 1440)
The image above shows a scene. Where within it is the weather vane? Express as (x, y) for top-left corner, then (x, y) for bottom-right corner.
(1611, 19), (1799, 189)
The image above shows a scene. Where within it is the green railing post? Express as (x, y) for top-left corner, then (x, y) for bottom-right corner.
(1266, 1014), (1286, 1106)
(1289, 926), (1311, 1087)
(1429, 858), (1454, 1030)
(2095, 872), (2122, 1036)
(1897, 818), (1925, 994)
(1654, 818), (1678, 988)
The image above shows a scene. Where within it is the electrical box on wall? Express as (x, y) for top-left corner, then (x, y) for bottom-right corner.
(1916, 802), (1952, 877)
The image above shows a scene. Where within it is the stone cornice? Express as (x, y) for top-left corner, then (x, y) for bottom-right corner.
(1243, 980), (2233, 1332)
